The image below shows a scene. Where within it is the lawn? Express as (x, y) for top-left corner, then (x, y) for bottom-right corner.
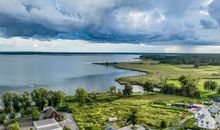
(64, 93), (201, 130)
(116, 60), (220, 85)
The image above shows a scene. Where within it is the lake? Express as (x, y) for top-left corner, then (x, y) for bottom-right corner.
(0, 54), (143, 95)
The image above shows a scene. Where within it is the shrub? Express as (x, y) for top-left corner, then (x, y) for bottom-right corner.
(160, 120), (167, 129)
(63, 126), (71, 130)
(32, 109), (40, 121)
(3, 120), (9, 126)
(0, 113), (5, 123)
(9, 122), (20, 130)
(218, 87), (220, 94)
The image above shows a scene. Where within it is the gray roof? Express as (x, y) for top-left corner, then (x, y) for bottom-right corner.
(34, 118), (58, 127)
(37, 124), (62, 130)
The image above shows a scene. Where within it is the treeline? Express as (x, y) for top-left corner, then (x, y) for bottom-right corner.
(159, 75), (201, 98)
(158, 76), (220, 98)
(140, 54), (220, 66)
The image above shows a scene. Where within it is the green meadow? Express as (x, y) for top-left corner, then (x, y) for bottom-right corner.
(64, 93), (200, 130)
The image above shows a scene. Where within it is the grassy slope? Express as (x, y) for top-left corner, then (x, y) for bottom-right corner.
(65, 93), (201, 130)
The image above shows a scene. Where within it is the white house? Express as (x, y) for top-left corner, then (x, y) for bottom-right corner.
(196, 115), (216, 129)
(34, 118), (63, 130)
(208, 104), (219, 114)
(194, 108), (211, 120)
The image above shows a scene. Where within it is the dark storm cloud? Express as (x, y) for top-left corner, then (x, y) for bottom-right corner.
(0, 0), (220, 44)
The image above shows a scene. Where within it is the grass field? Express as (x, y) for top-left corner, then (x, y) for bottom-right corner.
(116, 60), (220, 88)
(64, 93), (201, 130)
(116, 60), (220, 82)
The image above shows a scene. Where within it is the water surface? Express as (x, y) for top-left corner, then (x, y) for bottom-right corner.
(0, 54), (143, 95)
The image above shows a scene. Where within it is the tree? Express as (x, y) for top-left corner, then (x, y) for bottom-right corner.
(127, 108), (139, 127)
(9, 122), (20, 130)
(143, 82), (153, 93)
(1, 91), (21, 113)
(204, 81), (218, 91)
(75, 88), (89, 105)
(217, 87), (220, 94)
(194, 63), (200, 69)
(109, 86), (117, 95)
(161, 83), (177, 95)
(48, 91), (65, 107)
(32, 88), (49, 110)
(178, 75), (200, 97)
(123, 84), (133, 97)
(160, 120), (167, 129)
(32, 108), (40, 121)
(21, 91), (32, 109)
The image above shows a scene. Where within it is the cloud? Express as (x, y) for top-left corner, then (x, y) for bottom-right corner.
(0, 0), (220, 45)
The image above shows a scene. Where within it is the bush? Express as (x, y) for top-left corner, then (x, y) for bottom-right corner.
(63, 126), (71, 130)
(3, 120), (9, 126)
(160, 120), (167, 129)
(218, 87), (220, 94)
(0, 113), (5, 123)
(9, 122), (20, 130)
(32, 109), (40, 121)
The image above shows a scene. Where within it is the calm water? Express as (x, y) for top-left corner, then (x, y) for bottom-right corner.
(0, 54), (143, 95)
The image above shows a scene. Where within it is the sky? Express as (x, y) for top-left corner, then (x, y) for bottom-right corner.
(0, 0), (220, 53)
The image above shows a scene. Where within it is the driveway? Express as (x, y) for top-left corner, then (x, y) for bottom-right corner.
(59, 113), (79, 130)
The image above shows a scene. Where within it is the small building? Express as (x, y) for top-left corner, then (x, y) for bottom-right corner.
(194, 108), (211, 120)
(108, 117), (118, 122)
(208, 104), (219, 114)
(34, 118), (63, 130)
(44, 107), (62, 121)
(196, 115), (216, 129)
(152, 87), (161, 92)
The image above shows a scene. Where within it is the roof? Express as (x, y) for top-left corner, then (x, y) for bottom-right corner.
(212, 99), (220, 103)
(37, 124), (63, 130)
(44, 107), (60, 119)
(118, 125), (145, 130)
(189, 103), (207, 108)
(34, 118), (58, 127)
(189, 107), (202, 114)
(200, 108), (211, 115)
(199, 115), (216, 124)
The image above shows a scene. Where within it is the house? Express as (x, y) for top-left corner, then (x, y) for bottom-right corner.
(208, 104), (219, 114)
(196, 115), (216, 129)
(194, 108), (211, 120)
(44, 107), (62, 120)
(34, 118), (63, 130)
